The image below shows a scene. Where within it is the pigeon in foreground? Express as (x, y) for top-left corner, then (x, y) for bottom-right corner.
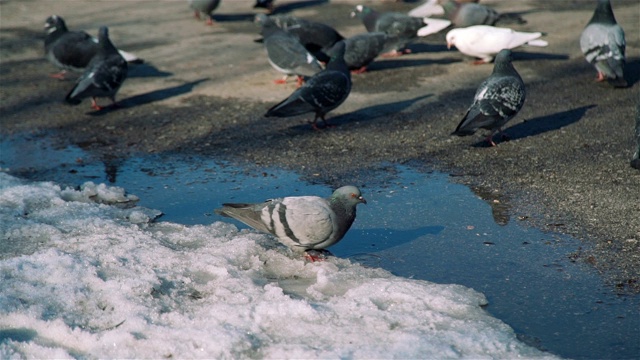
(188, 0), (221, 25)
(254, 0), (275, 13)
(350, 5), (451, 56)
(446, 25), (548, 64)
(65, 27), (128, 110)
(452, 49), (525, 146)
(44, 15), (139, 79)
(256, 14), (323, 85)
(440, 0), (525, 28)
(338, 32), (389, 73)
(268, 15), (344, 62)
(215, 186), (366, 261)
(265, 41), (351, 129)
(579, 0), (627, 87)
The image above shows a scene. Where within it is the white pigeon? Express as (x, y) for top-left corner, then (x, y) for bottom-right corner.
(446, 25), (548, 64)
(408, 0), (445, 18)
(215, 186), (366, 260)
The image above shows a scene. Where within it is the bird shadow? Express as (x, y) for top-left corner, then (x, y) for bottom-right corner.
(367, 57), (461, 72)
(470, 104), (597, 146)
(624, 58), (640, 87)
(88, 78), (209, 115)
(408, 43), (450, 54)
(127, 63), (173, 78)
(336, 225), (446, 257)
(512, 51), (570, 62)
(316, 94), (434, 128)
(272, 0), (329, 14)
(212, 13), (258, 22)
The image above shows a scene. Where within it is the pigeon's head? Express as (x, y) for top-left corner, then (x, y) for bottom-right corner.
(350, 5), (371, 19)
(44, 15), (65, 33)
(494, 49), (514, 64)
(445, 28), (459, 49)
(332, 186), (367, 207)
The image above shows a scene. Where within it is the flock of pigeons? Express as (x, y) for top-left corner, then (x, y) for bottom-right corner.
(42, 0), (632, 259)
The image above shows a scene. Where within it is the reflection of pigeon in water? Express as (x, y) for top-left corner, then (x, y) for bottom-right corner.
(215, 186), (366, 261)
(44, 15), (139, 79)
(440, 0), (525, 27)
(265, 41), (351, 129)
(446, 25), (548, 64)
(188, 0), (221, 25)
(350, 5), (451, 56)
(65, 27), (128, 110)
(452, 49), (525, 146)
(580, 0), (627, 87)
(256, 14), (323, 85)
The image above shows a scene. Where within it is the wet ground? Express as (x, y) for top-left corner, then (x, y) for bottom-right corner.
(2, 0), (639, 292)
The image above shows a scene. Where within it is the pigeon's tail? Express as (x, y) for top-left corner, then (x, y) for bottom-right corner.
(65, 91), (82, 106)
(408, 0), (444, 17)
(451, 128), (475, 137)
(525, 39), (548, 47)
(265, 96), (312, 118)
(215, 203), (272, 235)
(118, 49), (143, 64)
(417, 18), (451, 37)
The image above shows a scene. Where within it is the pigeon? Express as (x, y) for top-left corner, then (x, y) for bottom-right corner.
(350, 5), (451, 56)
(337, 32), (389, 73)
(265, 41), (350, 129)
(65, 27), (128, 110)
(255, 14), (323, 85)
(446, 25), (548, 64)
(188, 0), (221, 25)
(44, 15), (139, 79)
(408, 0), (478, 18)
(268, 15), (344, 62)
(254, 0), (275, 14)
(440, 0), (525, 28)
(579, 0), (627, 87)
(452, 49), (525, 146)
(215, 186), (366, 260)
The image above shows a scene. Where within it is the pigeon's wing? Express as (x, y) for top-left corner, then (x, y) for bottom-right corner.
(50, 32), (98, 70)
(298, 70), (351, 112)
(580, 23), (625, 79)
(265, 34), (321, 76)
(456, 4), (500, 27)
(67, 54), (128, 102)
(275, 196), (335, 248)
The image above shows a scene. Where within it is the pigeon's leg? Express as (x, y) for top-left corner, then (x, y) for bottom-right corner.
(109, 96), (121, 109)
(193, 11), (201, 20)
(274, 75), (289, 84)
(90, 98), (103, 111)
(351, 66), (368, 74)
(206, 16), (216, 26)
(472, 59), (488, 65)
(381, 49), (410, 58)
(296, 75), (305, 87)
(310, 114), (321, 130)
(596, 71), (606, 82)
(304, 249), (332, 262)
(485, 134), (497, 147)
(49, 70), (68, 80)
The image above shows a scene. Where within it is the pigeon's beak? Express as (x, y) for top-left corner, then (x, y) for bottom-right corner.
(349, 11), (356, 18)
(359, 196), (367, 205)
(447, 42), (452, 49)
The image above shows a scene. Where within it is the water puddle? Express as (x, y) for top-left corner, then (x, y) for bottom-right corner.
(1, 135), (638, 359)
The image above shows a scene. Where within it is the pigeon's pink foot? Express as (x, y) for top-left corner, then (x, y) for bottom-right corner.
(206, 18), (215, 26)
(273, 78), (287, 84)
(472, 59), (488, 65)
(90, 99), (103, 111)
(485, 135), (497, 147)
(194, 11), (201, 20)
(49, 71), (67, 80)
(351, 66), (368, 74)
(304, 250), (330, 262)
(381, 50), (404, 58)
(296, 76), (305, 87)
(596, 72), (606, 82)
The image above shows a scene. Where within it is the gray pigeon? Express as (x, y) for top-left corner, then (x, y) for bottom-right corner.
(452, 49), (525, 146)
(579, 0), (627, 87)
(44, 15), (139, 79)
(215, 186), (366, 260)
(337, 32), (389, 73)
(65, 27), (128, 110)
(265, 41), (351, 129)
(188, 0), (221, 25)
(440, 0), (525, 28)
(268, 15), (344, 63)
(256, 14), (323, 85)
(350, 5), (450, 56)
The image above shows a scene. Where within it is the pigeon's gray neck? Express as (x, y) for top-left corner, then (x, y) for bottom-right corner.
(440, 0), (458, 18)
(590, 0), (616, 25)
(329, 199), (357, 238)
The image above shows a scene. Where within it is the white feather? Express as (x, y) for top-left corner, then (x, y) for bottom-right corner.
(446, 25), (548, 62)
(417, 18), (452, 37)
(408, 0), (444, 17)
